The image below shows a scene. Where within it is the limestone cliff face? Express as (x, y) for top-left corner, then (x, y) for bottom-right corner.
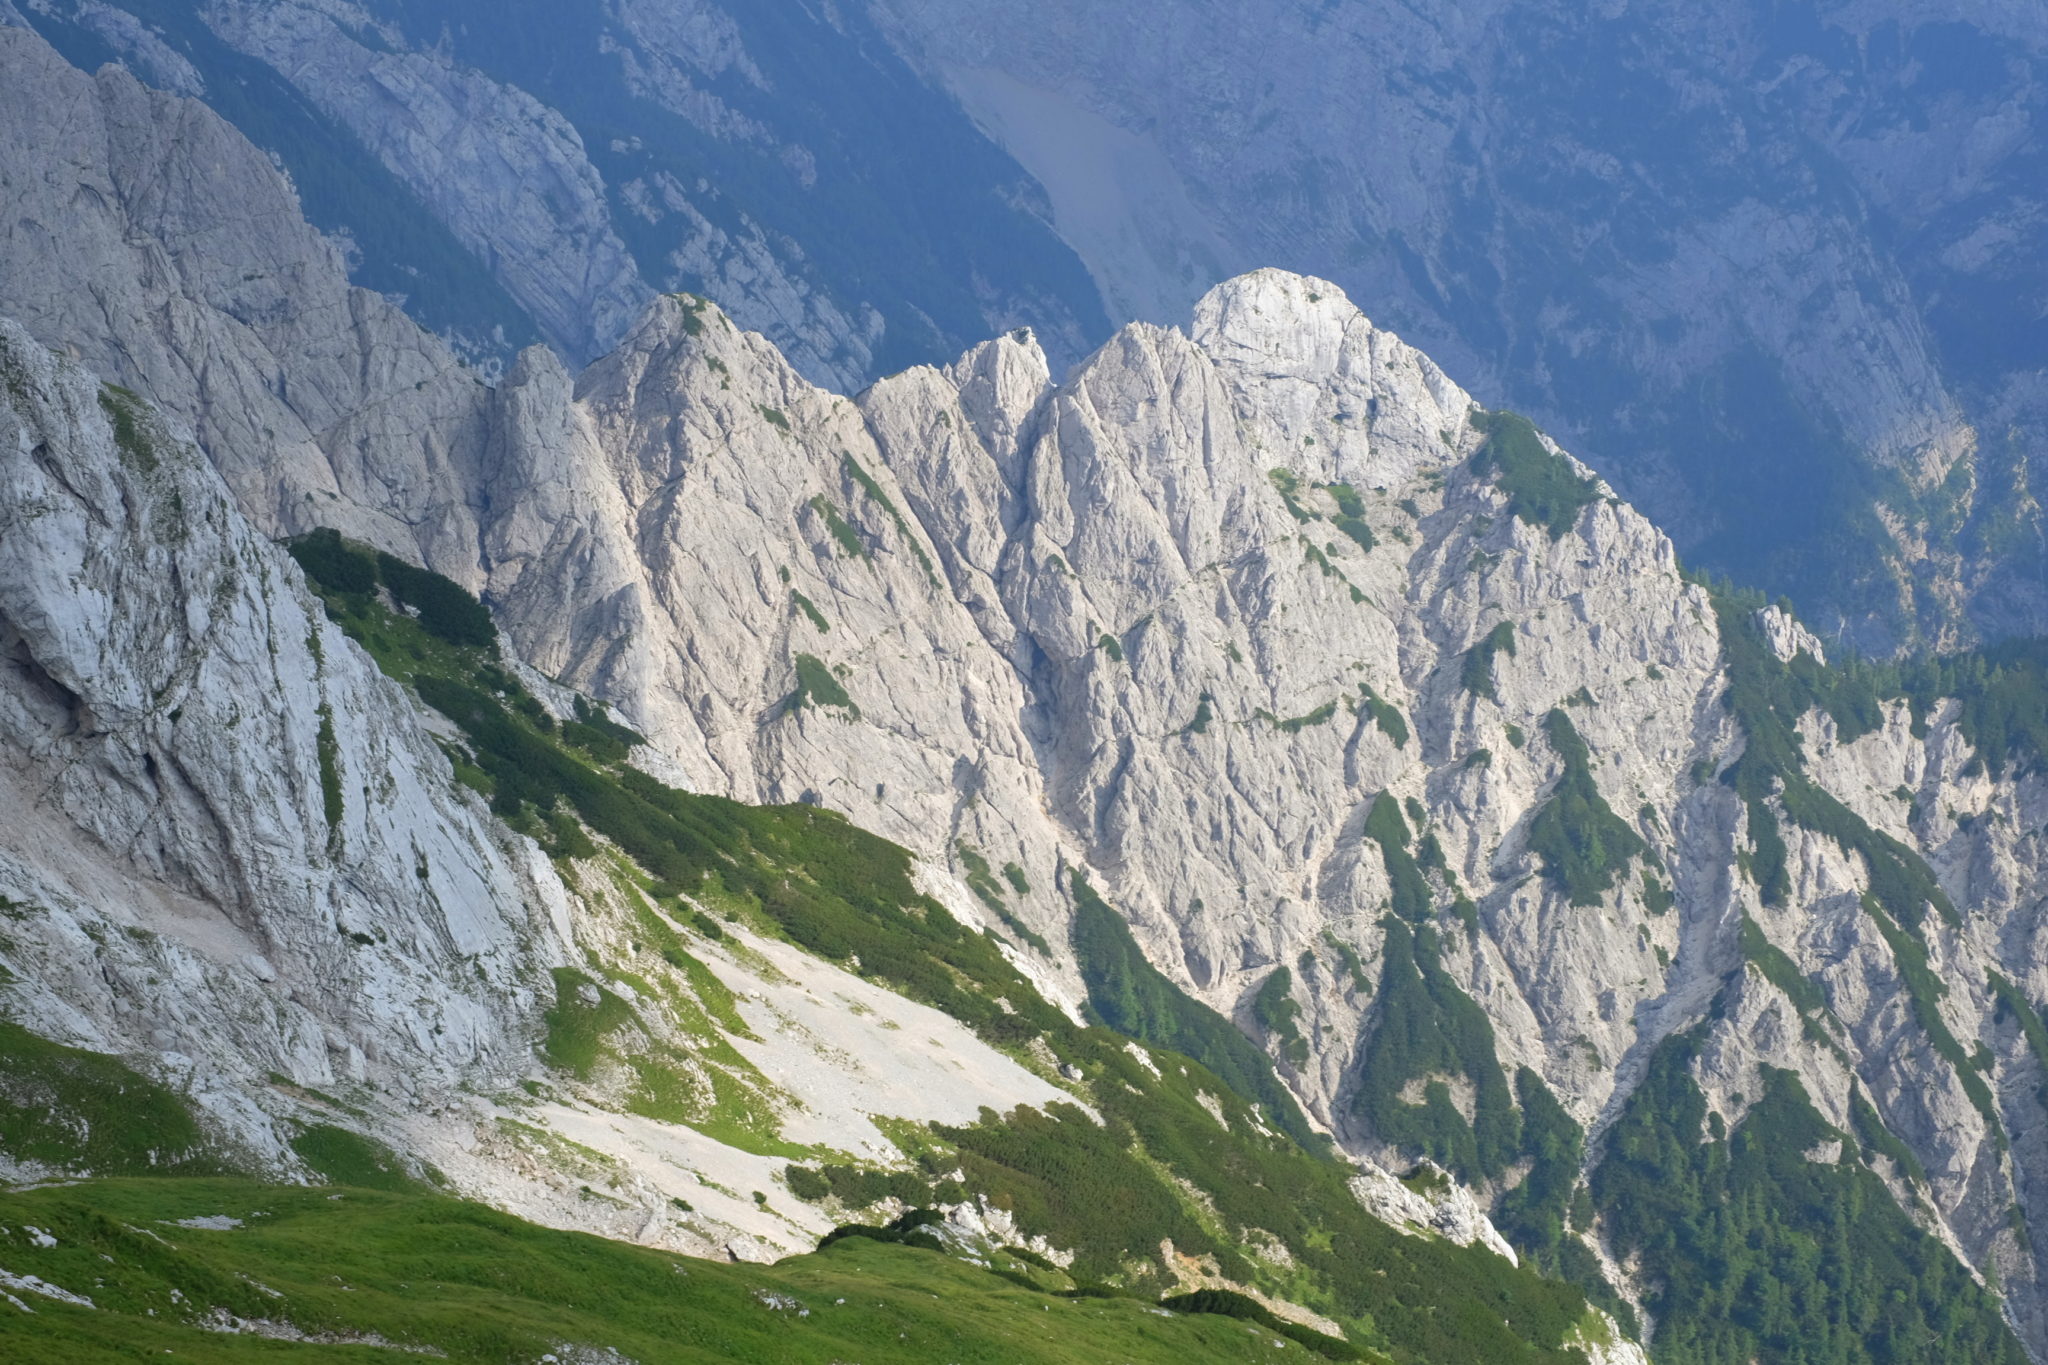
(0, 316), (1089, 1264)
(198, 0), (653, 369)
(1, 19), (2045, 1355)
(0, 24), (495, 573)
(16, 0), (2047, 649)
(0, 317), (561, 1167)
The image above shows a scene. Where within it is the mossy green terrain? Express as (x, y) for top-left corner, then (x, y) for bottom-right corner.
(0, 1177), (1369, 1364)
(0, 1020), (223, 1177)
(1468, 410), (1599, 541)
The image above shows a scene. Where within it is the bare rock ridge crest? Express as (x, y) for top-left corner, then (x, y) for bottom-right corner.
(11, 0), (2043, 651)
(2, 20), (2047, 1359)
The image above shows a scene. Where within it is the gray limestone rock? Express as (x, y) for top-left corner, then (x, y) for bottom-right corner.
(5, 20), (2048, 1347)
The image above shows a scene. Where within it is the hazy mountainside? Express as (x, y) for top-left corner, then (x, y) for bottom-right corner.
(17, 0), (2046, 650)
(0, 0), (1109, 386)
(6, 16), (2048, 1365)
(868, 0), (2048, 653)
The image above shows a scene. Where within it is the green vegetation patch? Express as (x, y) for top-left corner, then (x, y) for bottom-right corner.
(539, 963), (795, 1157)
(674, 292), (710, 336)
(0, 1177), (1389, 1365)
(1161, 1288), (1364, 1361)
(1269, 468), (1317, 523)
(791, 589), (830, 632)
(1895, 640), (2048, 777)
(956, 843), (1050, 954)
(1325, 482), (1377, 552)
(806, 495), (868, 559)
(289, 1124), (419, 1192)
(1460, 622), (1518, 701)
(1524, 711), (1646, 906)
(1739, 917), (1826, 1017)
(1592, 1031), (2024, 1364)
(98, 383), (158, 472)
(1259, 699), (1338, 733)
(1490, 1069), (1631, 1329)
(784, 1161), (959, 1211)
(1496, 1072), (1580, 1255)
(1469, 410), (1598, 540)
(1353, 921), (1520, 1183)
(1702, 588), (2048, 780)
(842, 454), (941, 587)
(1253, 966), (1310, 1067)
(567, 694), (646, 761)
(0, 1021), (219, 1176)
(288, 528), (495, 649)
(1356, 684), (1410, 746)
(1847, 1085), (1929, 1187)
(956, 843), (1007, 913)
(1364, 793), (1432, 924)
(786, 653), (858, 717)
(1071, 874), (1321, 1151)
(544, 967), (640, 1079)
(376, 552), (497, 648)
(314, 702), (343, 832)
(932, 1067), (1592, 1361)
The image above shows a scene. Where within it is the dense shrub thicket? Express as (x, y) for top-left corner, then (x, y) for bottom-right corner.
(1353, 921), (1520, 1183)
(1252, 966), (1309, 1067)
(1363, 793), (1432, 923)
(1524, 711), (1647, 906)
(1469, 410), (1600, 540)
(1461, 621), (1518, 700)
(1160, 1289), (1365, 1361)
(288, 529), (495, 648)
(1593, 1031), (2025, 1365)
(817, 1207), (946, 1253)
(1070, 874), (1321, 1150)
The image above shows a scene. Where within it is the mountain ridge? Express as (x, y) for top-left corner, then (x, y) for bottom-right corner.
(2, 18), (2047, 1362)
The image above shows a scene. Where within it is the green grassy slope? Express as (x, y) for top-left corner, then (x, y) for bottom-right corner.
(0, 1177), (1346, 1364)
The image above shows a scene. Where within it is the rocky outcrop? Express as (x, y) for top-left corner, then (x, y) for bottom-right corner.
(200, 0), (652, 368)
(0, 23), (494, 572)
(0, 317), (558, 1167)
(466, 266), (2048, 1350)
(18, 0), (2045, 647)
(0, 315), (1102, 1264)
(1350, 1162), (1520, 1263)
